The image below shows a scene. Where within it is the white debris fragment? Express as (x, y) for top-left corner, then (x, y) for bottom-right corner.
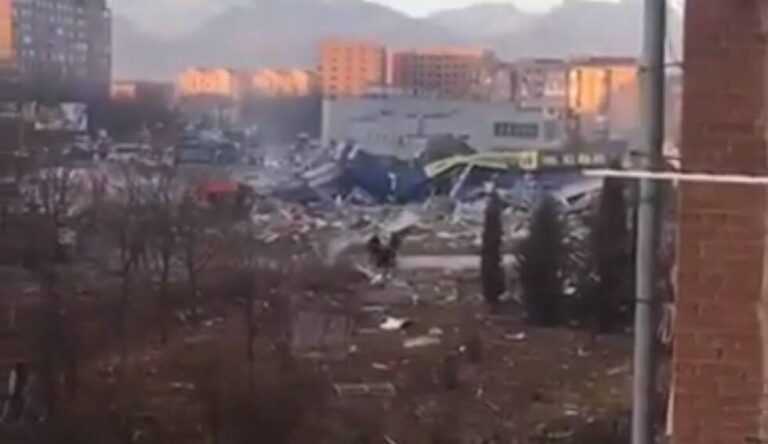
(403, 336), (442, 349)
(505, 332), (527, 342)
(428, 327), (444, 337)
(380, 317), (412, 331)
(169, 382), (196, 391)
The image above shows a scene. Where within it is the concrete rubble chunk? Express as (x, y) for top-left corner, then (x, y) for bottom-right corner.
(333, 382), (397, 398)
(379, 316), (412, 331)
(403, 336), (442, 349)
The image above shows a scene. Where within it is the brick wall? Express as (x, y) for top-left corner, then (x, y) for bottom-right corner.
(673, 1), (768, 443)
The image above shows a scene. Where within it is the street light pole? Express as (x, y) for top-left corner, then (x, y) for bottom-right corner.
(632, 0), (666, 444)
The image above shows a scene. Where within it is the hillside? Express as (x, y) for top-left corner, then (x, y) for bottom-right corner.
(113, 0), (683, 80)
(426, 3), (537, 40)
(113, 0), (460, 80)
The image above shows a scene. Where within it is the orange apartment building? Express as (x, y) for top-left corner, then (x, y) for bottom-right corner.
(391, 48), (495, 99)
(0, 0), (13, 72)
(566, 56), (640, 142)
(250, 69), (319, 98)
(177, 68), (243, 100)
(319, 39), (387, 98)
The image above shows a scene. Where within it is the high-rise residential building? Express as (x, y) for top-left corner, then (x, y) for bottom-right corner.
(0, 0), (112, 101)
(319, 39), (386, 98)
(391, 48), (495, 99)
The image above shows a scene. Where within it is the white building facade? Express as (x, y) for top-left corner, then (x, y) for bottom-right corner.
(322, 97), (565, 157)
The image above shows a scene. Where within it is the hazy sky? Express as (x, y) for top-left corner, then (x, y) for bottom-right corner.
(370, 0), (564, 16)
(113, 0), (626, 36)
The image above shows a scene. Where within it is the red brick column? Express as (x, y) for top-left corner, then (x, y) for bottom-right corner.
(672, 1), (768, 443)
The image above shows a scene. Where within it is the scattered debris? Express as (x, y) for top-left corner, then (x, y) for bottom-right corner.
(333, 383), (397, 398)
(169, 382), (196, 391)
(291, 312), (352, 355)
(380, 316), (413, 331)
(563, 403), (581, 417)
(403, 336), (442, 349)
(428, 327), (444, 337)
(505, 332), (527, 342)
(483, 399), (502, 413)
(202, 317), (225, 328)
(605, 364), (630, 376)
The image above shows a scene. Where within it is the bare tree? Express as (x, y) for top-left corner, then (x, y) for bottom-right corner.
(22, 152), (82, 271)
(176, 194), (217, 306)
(99, 165), (150, 370)
(224, 223), (265, 394)
(29, 276), (83, 420)
(144, 168), (181, 345)
(21, 153), (86, 418)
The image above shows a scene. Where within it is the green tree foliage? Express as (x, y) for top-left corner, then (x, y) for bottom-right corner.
(520, 195), (567, 326)
(590, 175), (633, 333)
(481, 191), (505, 305)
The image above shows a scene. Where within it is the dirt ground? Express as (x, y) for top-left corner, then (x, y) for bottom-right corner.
(59, 268), (630, 442)
(0, 241), (633, 444)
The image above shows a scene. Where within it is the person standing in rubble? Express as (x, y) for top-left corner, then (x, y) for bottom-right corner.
(366, 230), (406, 278)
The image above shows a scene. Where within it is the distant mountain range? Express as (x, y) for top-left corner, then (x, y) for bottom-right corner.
(427, 3), (536, 40)
(113, 0), (682, 81)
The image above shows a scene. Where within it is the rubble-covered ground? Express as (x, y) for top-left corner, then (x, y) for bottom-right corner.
(0, 253), (632, 444)
(0, 151), (629, 443)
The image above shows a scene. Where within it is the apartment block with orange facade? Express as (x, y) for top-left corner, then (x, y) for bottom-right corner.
(390, 48), (496, 100)
(177, 68), (244, 101)
(250, 69), (319, 98)
(0, 0), (13, 73)
(319, 39), (387, 98)
(566, 56), (640, 143)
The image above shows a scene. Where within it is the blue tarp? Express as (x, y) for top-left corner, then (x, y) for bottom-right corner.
(272, 147), (594, 206)
(340, 150), (431, 204)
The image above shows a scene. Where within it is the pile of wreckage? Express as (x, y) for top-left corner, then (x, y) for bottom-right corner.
(243, 140), (606, 210)
(234, 141), (607, 258)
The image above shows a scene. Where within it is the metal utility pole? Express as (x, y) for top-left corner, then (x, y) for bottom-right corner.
(632, 0), (666, 443)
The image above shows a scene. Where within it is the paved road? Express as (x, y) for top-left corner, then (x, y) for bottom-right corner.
(398, 254), (517, 271)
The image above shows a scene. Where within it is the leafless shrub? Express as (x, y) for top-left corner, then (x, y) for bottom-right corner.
(96, 165), (151, 370)
(143, 168), (183, 345)
(192, 349), (328, 444)
(176, 194), (220, 304)
(26, 377), (164, 444)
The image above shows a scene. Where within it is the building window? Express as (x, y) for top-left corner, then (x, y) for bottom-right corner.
(493, 122), (540, 139)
